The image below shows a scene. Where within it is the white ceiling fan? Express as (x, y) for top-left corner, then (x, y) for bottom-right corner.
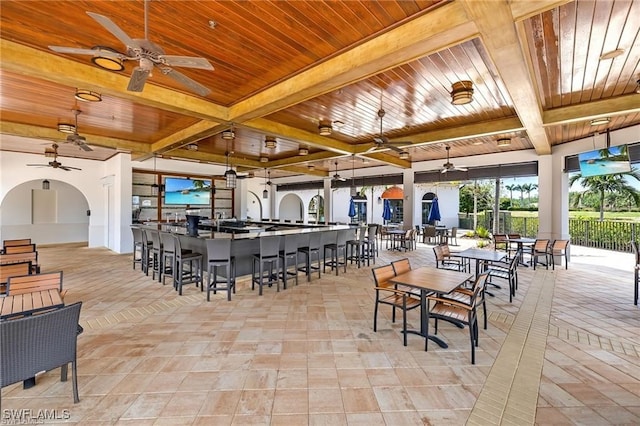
(441, 145), (468, 173)
(64, 109), (93, 151)
(26, 143), (82, 171)
(49, 0), (213, 96)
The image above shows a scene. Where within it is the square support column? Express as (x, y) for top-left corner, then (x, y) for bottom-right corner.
(403, 168), (414, 229)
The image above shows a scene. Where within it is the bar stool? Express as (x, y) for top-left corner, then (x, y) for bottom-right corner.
(141, 229), (154, 275)
(297, 232), (322, 282)
(147, 229), (163, 282)
(323, 230), (348, 275)
(347, 227), (368, 268)
(159, 232), (176, 286)
(205, 239), (235, 301)
(173, 235), (203, 295)
(252, 235), (282, 295)
(279, 234), (299, 288)
(130, 227), (145, 271)
(365, 225), (378, 264)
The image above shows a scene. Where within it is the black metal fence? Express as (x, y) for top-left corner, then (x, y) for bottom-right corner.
(458, 211), (637, 253)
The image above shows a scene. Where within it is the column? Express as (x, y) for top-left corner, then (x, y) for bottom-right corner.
(537, 154), (570, 240)
(403, 168), (414, 229)
(323, 178), (332, 224)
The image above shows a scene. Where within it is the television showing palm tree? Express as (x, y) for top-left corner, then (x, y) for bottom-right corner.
(578, 145), (631, 177)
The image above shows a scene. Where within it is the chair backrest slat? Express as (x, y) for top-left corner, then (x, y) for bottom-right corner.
(391, 258), (411, 276)
(4, 244), (36, 255)
(0, 261), (32, 285)
(372, 264), (395, 289)
(3, 238), (32, 248)
(7, 271), (63, 296)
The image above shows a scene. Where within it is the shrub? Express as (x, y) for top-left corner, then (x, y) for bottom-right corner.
(477, 239), (489, 248)
(476, 226), (490, 239)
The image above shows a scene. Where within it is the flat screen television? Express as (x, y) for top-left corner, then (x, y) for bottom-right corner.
(578, 145), (631, 178)
(164, 177), (211, 205)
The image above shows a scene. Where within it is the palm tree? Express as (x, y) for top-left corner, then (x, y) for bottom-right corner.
(513, 184), (524, 208)
(505, 184), (517, 208)
(520, 183), (533, 207)
(525, 183), (538, 206)
(569, 170), (640, 221)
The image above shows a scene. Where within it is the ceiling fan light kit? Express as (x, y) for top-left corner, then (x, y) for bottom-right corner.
(450, 80), (474, 105)
(26, 143), (82, 171)
(74, 89), (102, 102)
(90, 46), (126, 71)
(497, 138), (511, 147)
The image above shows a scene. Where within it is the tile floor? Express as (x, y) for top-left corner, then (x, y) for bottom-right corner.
(1, 238), (639, 425)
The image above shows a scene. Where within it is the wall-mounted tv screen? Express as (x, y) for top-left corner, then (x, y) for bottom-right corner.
(164, 177), (211, 205)
(578, 145), (631, 178)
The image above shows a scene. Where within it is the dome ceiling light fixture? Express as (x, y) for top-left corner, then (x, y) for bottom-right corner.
(399, 151), (410, 160)
(496, 137), (512, 147)
(264, 136), (277, 149)
(221, 128), (235, 140)
(74, 88), (102, 102)
(259, 156), (269, 163)
(318, 120), (332, 136)
(298, 147), (309, 156)
(450, 80), (474, 105)
(590, 117), (611, 126)
(57, 123), (77, 134)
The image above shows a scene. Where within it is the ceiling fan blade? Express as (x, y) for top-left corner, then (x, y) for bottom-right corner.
(26, 164), (49, 167)
(455, 166), (469, 172)
(162, 68), (211, 96)
(387, 144), (405, 153)
(127, 66), (150, 92)
(77, 142), (93, 152)
(441, 168), (449, 174)
(160, 55), (214, 70)
(373, 136), (388, 145)
(86, 11), (141, 49)
(48, 46), (122, 59)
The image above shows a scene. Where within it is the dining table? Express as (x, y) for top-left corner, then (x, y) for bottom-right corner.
(390, 266), (472, 348)
(507, 237), (536, 266)
(385, 229), (406, 251)
(0, 289), (65, 389)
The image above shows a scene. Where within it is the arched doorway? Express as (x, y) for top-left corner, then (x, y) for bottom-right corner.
(279, 193), (303, 222)
(0, 179), (90, 244)
(246, 191), (262, 221)
(308, 194), (324, 223)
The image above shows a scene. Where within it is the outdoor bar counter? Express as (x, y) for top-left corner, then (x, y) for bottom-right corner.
(134, 222), (353, 277)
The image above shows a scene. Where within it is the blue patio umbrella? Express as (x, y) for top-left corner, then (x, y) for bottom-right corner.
(382, 199), (392, 222)
(348, 198), (356, 217)
(428, 197), (441, 223)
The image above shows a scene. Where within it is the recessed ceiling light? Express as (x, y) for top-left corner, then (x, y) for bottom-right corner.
(599, 48), (624, 60)
(472, 140), (484, 145)
(590, 117), (611, 126)
(497, 138), (511, 147)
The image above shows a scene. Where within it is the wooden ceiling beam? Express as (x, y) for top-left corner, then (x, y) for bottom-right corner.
(388, 117), (525, 148)
(266, 151), (338, 168)
(241, 118), (355, 155)
(461, 0), (551, 155)
(0, 40), (229, 122)
(151, 120), (223, 156)
(0, 121), (149, 154)
(361, 152), (411, 168)
(510, 0), (574, 21)
(543, 95), (640, 126)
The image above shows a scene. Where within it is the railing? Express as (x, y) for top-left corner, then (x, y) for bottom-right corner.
(458, 212), (636, 253)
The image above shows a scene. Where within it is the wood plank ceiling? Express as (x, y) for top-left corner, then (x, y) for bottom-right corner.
(0, 0), (638, 180)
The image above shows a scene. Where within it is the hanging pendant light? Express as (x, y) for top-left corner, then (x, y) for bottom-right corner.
(223, 132), (237, 189)
(262, 168), (269, 199)
(150, 155), (160, 196)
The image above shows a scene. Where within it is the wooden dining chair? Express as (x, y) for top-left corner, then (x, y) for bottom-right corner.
(532, 239), (551, 270)
(0, 261), (32, 294)
(371, 264), (421, 346)
(426, 272), (490, 364)
(550, 239), (570, 269)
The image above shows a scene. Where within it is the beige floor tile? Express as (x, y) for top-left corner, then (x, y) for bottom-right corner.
(3, 243), (640, 424)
